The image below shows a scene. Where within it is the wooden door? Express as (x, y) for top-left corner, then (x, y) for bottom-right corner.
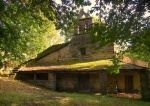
(125, 75), (133, 93)
(78, 73), (90, 92)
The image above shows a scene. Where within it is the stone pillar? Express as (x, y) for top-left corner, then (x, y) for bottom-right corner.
(48, 73), (56, 90)
(140, 70), (150, 101)
(74, 26), (79, 35)
(99, 71), (107, 95)
(34, 72), (36, 81)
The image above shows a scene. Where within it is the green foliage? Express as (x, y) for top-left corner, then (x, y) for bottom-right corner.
(88, 20), (110, 48)
(1, 0), (149, 69)
(106, 56), (121, 74)
(126, 51), (150, 62)
(0, 0), (65, 65)
(53, 0), (91, 37)
(0, 0), (92, 65)
(90, 0), (149, 50)
(88, 0), (150, 71)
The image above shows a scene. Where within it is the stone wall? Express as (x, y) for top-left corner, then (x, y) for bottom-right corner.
(90, 73), (100, 92)
(69, 34), (114, 60)
(36, 46), (71, 64)
(35, 34), (114, 64)
(56, 73), (78, 91)
(56, 73), (101, 92)
(107, 74), (118, 94)
(99, 71), (107, 94)
(74, 18), (92, 35)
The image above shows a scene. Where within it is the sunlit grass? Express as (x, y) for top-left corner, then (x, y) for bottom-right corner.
(0, 77), (150, 106)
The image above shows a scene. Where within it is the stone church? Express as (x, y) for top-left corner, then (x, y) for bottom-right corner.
(17, 10), (150, 99)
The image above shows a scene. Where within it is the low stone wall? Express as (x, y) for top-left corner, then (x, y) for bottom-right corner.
(90, 73), (100, 92)
(56, 73), (78, 91)
(56, 73), (101, 93)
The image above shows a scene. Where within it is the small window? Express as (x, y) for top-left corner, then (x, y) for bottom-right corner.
(79, 25), (83, 34)
(80, 48), (86, 55)
(20, 73), (34, 80)
(85, 21), (89, 27)
(36, 73), (48, 80)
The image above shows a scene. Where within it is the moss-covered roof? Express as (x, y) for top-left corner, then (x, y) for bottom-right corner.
(35, 42), (70, 61)
(19, 59), (144, 72)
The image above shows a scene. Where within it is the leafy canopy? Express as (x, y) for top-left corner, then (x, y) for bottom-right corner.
(1, 0), (149, 68)
(88, 0), (150, 62)
(0, 0), (65, 65)
(0, 0), (92, 67)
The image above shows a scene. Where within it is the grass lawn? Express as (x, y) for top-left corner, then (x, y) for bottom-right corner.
(0, 77), (150, 106)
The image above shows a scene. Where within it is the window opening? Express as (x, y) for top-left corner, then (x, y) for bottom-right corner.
(80, 48), (86, 55)
(36, 73), (48, 80)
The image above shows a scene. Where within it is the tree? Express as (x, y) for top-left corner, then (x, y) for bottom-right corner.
(88, 0), (150, 100)
(88, 0), (150, 62)
(0, 0), (64, 68)
(1, 0), (149, 100)
(0, 0), (92, 69)
(1, 0), (149, 68)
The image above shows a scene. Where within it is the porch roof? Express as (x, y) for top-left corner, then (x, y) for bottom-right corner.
(19, 59), (145, 72)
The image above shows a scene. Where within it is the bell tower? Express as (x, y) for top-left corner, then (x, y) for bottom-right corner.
(74, 9), (92, 35)
(70, 10), (93, 59)
(69, 9), (114, 60)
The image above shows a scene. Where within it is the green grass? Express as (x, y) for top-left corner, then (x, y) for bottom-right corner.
(0, 77), (150, 106)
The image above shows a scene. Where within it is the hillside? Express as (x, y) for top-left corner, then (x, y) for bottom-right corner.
(0, 77), (150, 106)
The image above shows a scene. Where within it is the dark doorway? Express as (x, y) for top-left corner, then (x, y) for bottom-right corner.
(125, 75), (133, 93)
(78, 73), (90, 92)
